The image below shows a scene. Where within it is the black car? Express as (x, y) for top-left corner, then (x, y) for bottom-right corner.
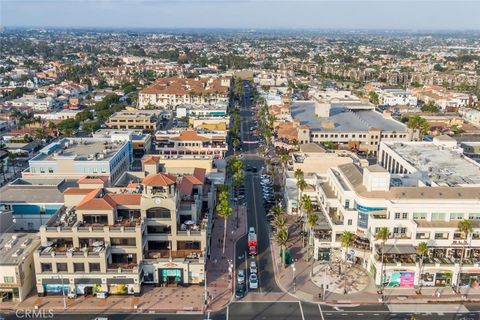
(235, 283), (246, 299)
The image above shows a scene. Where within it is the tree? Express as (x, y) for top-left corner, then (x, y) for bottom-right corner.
(340, 231), (355, 294)
(7, 152), (17, 176)
(433, 64), (446, 72)
(375, 227), (390, 293)
(296, 178), (307, 216)
(456, 219), (473, 291)
(420, 102), (439, 113)
(82, 121), (101, 134)
(368, 91), (380, 105)
(306, 211), (318, 275)
(407, 115), (429, 135)
(416, 242), (428, 293)
(34, 127), (48, 140)
(273, 214), (286, 230)
(216, 190), (233, 255)
(276, 227), (289, 270)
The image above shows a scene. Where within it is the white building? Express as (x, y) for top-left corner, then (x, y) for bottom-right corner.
(310, 138), (480, 289)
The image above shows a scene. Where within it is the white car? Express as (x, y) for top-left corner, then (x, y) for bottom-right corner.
(250, 261), (257, 274)
(237, 269), (245, 284)
(249, 227), (256, 235)
(249, 273), (258, 289)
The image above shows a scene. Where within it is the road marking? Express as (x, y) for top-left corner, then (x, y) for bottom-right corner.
(226, 305), (229, 320)
(298, 301), (305, 320)
(357, 313), (364, 315)
(374, 313), (379, 316)
(318, 304), (325, 320)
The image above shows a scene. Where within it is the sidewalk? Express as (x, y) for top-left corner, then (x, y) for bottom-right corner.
(1, 207), (245, 314)
(270, 219), (480, 305)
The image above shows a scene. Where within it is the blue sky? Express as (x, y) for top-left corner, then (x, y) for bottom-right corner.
(2, 0), (480, 30)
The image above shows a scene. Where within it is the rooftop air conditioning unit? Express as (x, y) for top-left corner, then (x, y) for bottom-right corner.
(12, 248), (23, 257)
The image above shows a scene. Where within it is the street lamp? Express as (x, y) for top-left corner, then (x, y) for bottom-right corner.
(292, 263), (296, 293)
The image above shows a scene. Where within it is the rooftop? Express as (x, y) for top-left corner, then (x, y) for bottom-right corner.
(290, 101), (406, 132)
(31, 138), (127, 162)
(0, 178), (77, 203)
(388, 142), (480, 186)
(0, 233), (39, 265)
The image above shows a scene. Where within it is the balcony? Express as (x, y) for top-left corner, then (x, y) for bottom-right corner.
(144, 249), (203, 261)
(107, 263), (140, 274)
(37, 245), (106, 257)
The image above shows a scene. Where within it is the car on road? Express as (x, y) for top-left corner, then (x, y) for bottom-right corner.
(249, 273), (258, 289)
(250, 261), (257, 274)
(235, 283), (246, 299)
(249, 227), (256, 235)
(454, 314), (479, 320)
(237, 270), (245, 284)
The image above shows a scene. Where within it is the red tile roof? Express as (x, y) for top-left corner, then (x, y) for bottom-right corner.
(142, 155), (161, 164)
(143, 173), (177, 186)
(171, 130), (209, 142)
(193, 168), (206, 183)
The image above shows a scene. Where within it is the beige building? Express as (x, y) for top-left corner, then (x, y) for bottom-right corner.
(0, 232), (40, 302)
(106, 110), (161, 132)
(34, 163), (213, 297)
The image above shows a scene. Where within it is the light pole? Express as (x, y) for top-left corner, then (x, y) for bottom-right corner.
(204, 269), (208, 312)
(292, 263), (296, 293)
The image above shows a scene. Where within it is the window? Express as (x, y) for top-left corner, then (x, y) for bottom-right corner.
(468, 213), (480, 220)
(48, 167), (53, 173)
(57, 263), (68, 273)
(3, 276), (14, 283)
(434, 232), (449, 240)
(345, 200), (350, 209)
(402, 212), (408, 219)
(41, 263), (52, 272)
(431, 212), (445, 221)
(413, 212), (427, 220)
(450, 213), (463, 220)
(89, 263), (100, 272)
(347, 219), (352, 226)
(74, 263), (85, 272)
(394, 212), (400, 219)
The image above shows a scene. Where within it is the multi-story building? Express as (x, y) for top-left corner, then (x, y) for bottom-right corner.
(34, 165), (212, 297)
(311, 136), (480, 289)
(138, 77), (231, 109)
(155, 130), (228, 159)
(0, 232), (40, 302)
(24, 137), (132, 184)
(5, 95), (55, 111)
(105, 110), (161, 132)
(376, 87), (418, 107)
(93, 129), (153, 158)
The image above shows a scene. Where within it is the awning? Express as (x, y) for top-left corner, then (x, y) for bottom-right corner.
(42, 278), (68, 285)
(382, 244), (416, 255)
(106, 278), (134, 285)
(74, 278), (102, 285)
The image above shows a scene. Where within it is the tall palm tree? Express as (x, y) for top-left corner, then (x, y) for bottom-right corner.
(340, 231), (354, 294)
(456, 219), (473, 291)
(416, 242), (428, 293)
(276, 227), (289, 270)
(300, 194), (312, 247)
(273, 214), (286, 230)
(307, 211), (319, 275)
(375, 227), (390, 293)
(216, 190), (232, 255)
(296, 178), (307, 216)
(271, 204), (283, 217)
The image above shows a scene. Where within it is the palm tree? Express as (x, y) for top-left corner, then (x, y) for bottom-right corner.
(271, 204), (283, 217)
(276, 227), (289, 270)
(296, 178), (307, 216)
(340, 231), (354, 294)
(300, 194), (312, 246)
(216, 190), (233, 255)
(34, 127), (48, 141)
(280, 153), (290, 176)
(416, 242), (428, 293)
(407, 115), (429, 136)
(375, 227), (390, 293)
(273, 214), (286, 230)
(456, 219), (473, 291)
(306, 211), (318, 275)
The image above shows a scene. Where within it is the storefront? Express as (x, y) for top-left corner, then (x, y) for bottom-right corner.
(384, 271), (415, 288)
(74, 279), (102, 296)
(158, 268), (183, 286)
(107, 278), (135, 295)
(317, 248), (331, 261)
(459, 272), (480, 289)
(420, 270), (452, 287)
(0, 285), (19, 302)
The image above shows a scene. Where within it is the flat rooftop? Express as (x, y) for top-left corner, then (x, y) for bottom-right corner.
(0, 178), (77, 203)
(0, 233), (39, 265)
(389, 142), (480, 185)
(290, 101), (406, 132)
(32, 138), (126, 162)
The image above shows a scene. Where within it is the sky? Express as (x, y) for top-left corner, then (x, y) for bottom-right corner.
(1, 0), (480, 30)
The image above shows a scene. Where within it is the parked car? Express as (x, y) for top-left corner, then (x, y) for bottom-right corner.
(235, 283), (246, 299)
(249, 273), (258, 289)
(249, 227), (256, 235)
(237, 270), (245, 284)
(250, 261), (257, 274)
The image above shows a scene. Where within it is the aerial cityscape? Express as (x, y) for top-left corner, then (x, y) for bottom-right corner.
(0, 1), (480, 320)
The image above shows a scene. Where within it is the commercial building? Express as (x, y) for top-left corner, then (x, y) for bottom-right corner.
(93, 129), (153, 158)
(376, 87), (418, 107)
(24, 137), (132, 184)
(138, 76), (231, 109)
(105, 110), (161, 132)
(34, 163), (213, 296)
(155, 130), (228, 159)
(0, 232), (40, 302)
(309, 137), (480, 289)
